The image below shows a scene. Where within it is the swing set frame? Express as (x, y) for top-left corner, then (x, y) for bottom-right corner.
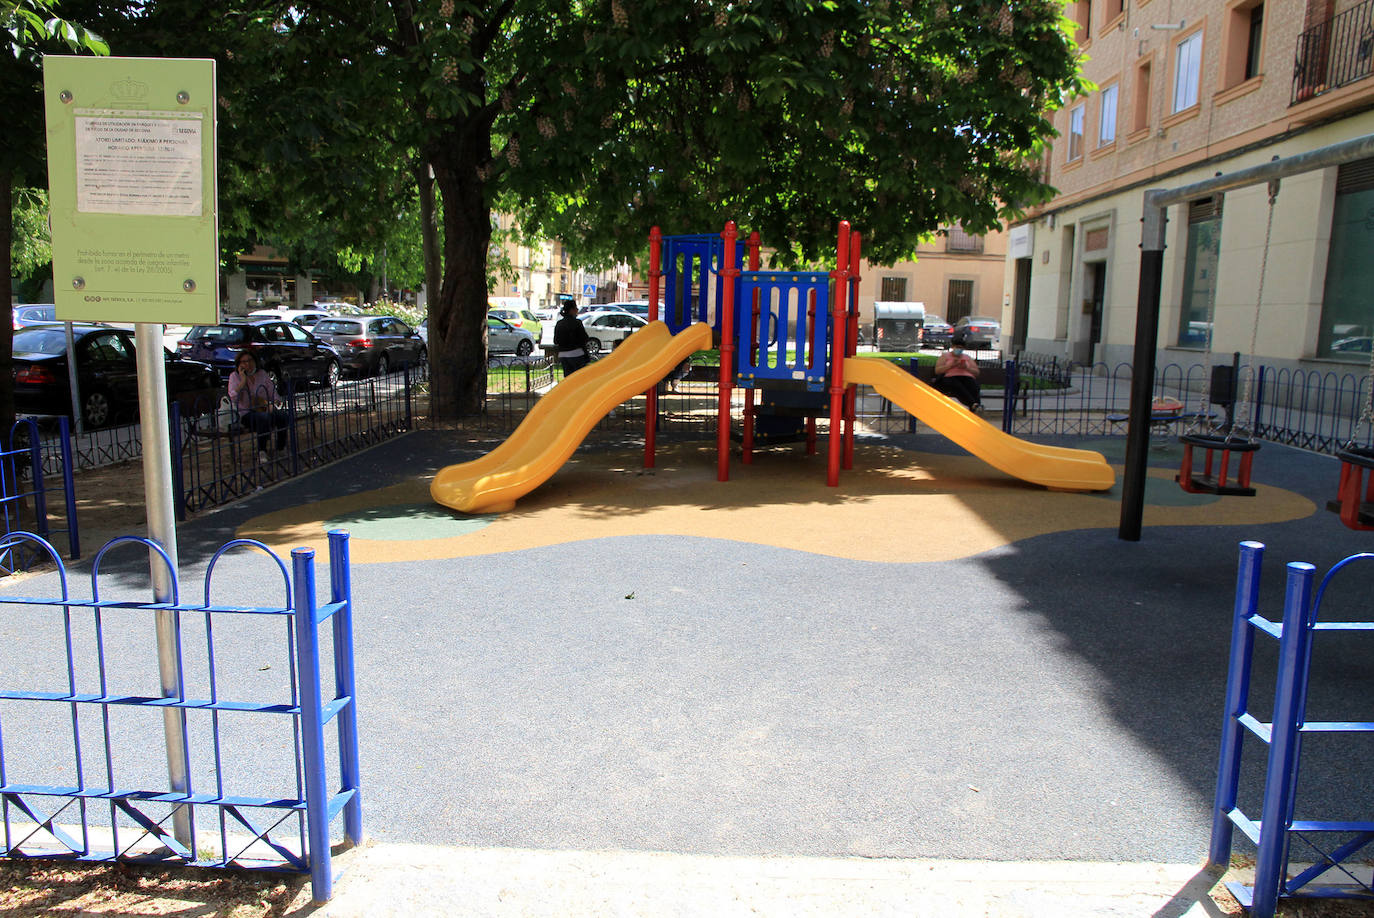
(1118, 132), (1374, 541)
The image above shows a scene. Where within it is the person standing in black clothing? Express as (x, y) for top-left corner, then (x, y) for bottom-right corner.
(553, 302), (591, 376)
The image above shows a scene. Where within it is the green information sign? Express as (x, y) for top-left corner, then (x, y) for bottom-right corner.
(44, 56), (218, 324)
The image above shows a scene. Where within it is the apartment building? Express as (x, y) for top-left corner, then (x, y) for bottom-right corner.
(1006, 0), (1374, 371)
(854, 224), (1009, 333)
(488, 214), (629, 309)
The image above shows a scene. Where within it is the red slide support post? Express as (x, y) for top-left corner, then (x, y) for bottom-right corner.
(717, 221), (739, 482)
(741, 232), (761, 465)
(827, 221), (851, 487)
(644, 226), (662, 469)
(843, 231), (862, 470)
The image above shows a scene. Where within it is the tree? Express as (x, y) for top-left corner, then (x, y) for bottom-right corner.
(67, 0), (1084, 419)
(371, 0), (1083, 417)
(0, 0), (107, 431)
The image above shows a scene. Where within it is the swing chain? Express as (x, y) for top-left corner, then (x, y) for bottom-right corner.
(1233, 179), (1278, 442)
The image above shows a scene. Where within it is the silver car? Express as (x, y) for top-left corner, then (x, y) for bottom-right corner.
(582, 311), (647, 355)
(953, 316), (1002, 350)
(487, 315), (536, 356)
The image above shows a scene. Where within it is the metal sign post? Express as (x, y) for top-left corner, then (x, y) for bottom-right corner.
(44, 55), (219, 846)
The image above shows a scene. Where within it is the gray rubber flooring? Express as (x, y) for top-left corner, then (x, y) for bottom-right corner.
(2, 429), (1371, 865)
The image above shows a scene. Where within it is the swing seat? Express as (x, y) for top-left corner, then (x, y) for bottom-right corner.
(1176, 433), (1260, 496)
(1327, 446), (1374, 530)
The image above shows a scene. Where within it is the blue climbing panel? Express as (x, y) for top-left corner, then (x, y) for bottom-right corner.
(735, 271), (831, 391)
(661, 234), (743, 335)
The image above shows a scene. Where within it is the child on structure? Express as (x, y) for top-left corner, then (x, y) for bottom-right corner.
(553, 301), (591, 376)
(933, 330), (981, 412)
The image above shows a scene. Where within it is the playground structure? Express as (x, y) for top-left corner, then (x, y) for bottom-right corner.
(431, 221), (1114, 514)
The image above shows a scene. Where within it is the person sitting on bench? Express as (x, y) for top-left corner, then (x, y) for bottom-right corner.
(933, 330), (981, 412)
(228, 349), (289, 463)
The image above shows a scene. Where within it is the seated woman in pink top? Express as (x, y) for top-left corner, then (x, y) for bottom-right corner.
(227, 350), (289, 461)
(933, 330), (981, 412)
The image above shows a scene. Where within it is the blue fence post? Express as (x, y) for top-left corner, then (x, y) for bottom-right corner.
(58, 418), (79, 559)
(1209, 540), (1265, 866)
(1251, 560), (1318, 918)
(18, 419), (48, 538)
(292, 547), (333, 902)
(169, 403), (186, 524)
(327, 530), (363, 844)
(907, 358), (919, 434)
(1002, 360), (1016, 434)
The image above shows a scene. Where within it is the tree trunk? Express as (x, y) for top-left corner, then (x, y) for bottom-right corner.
(0, 172), (15, 438)
(416, 160), (441, 316)
(428, 140), (491, 419)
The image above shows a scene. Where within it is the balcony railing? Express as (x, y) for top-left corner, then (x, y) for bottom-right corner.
(1293, 0), (1374, 104)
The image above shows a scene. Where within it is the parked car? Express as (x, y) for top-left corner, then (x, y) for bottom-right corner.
(13, 304), (57, 328)
(619, 301), (651, 318)
(248, 308), (332, 329)
(581, 311), (648, 355)
(487, 303), (543, 342)
(14, 324), (219, 428)
(417, 319), (428, 346)
(487, 314), (536, 356)
(953, 316), (1002, 350)
(309, 315), (427, 377)
(922, 314), (954, 349)
(178, 319), (342, 388)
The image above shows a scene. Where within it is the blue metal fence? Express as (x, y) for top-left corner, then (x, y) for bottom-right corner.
(0, 419), (79, 573)
(0, 529), (361, 903)
(1210, 541), (1374, 917)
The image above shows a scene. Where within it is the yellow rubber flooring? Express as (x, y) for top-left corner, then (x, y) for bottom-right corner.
(235, 442), (1315, 565)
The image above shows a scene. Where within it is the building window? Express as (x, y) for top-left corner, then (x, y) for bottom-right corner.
(1318, 158), (1374, 360)
(1098, 84), (1118, 147)
(1245, 4), (1264, 80)
(1172, 31), (1203, 113)
(1132, 58), (1153, 134)
(1072, 0), (1092, 43)
(1067, 104), (1085, 161)
(946, 225), (984, 253)
(1177, 197), (1222, 349)
(947, 279), (975, 323)
(1105, 0), (1124, 21)
(880, 276), (907, 301)
(1222, 1), (1264, 89)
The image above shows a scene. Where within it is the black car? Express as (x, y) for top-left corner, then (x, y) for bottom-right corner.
(309, 315), (427, 377)
(13, 325), (220, 428)
(178, 319), (341, 388)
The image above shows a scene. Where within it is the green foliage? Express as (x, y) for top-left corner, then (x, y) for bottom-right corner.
(11, 186), (50, 278)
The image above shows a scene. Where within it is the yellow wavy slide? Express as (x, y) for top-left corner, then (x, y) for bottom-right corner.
(432, 321), (714, 514)
(844, 355), (1115, 492)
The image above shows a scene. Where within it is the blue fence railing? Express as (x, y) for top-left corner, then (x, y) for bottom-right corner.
(0, 530), (361, 903)
(1210, 542), (1374, 917)
(0, 419), (78, 573)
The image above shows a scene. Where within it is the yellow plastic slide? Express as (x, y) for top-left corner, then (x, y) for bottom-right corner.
(843, 356), (1115, 492)
(432, 321), (714, 514)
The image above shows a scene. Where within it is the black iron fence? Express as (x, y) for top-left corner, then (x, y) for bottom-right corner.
(1293, 0), (1374, 103)
(173, 363), (423, 516)
(434, 353), (1374, 458)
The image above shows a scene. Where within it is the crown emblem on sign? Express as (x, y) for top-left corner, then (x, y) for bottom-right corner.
(109, 77), (149, 101)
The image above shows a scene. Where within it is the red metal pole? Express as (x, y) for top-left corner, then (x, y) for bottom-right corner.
(826, 221), (850, 487)
(843, 231), (862, 470)
(645, 226), (662, 469)
(742, 232), (760, 465)
(718, 221), (738, 482)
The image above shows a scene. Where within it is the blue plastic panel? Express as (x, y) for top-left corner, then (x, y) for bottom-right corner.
(735, 271), (831, 390)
